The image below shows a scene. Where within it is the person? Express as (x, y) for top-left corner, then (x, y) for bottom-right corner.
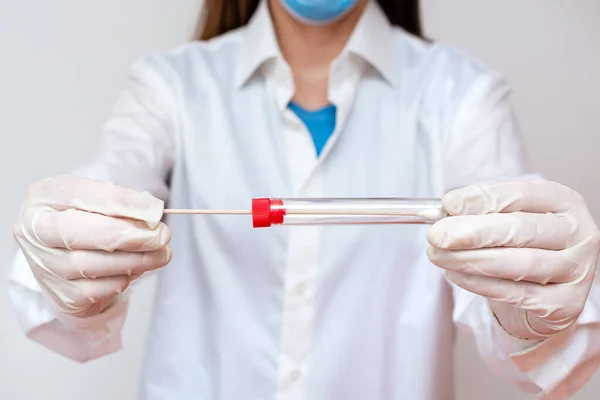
(8, 0), (600, 398)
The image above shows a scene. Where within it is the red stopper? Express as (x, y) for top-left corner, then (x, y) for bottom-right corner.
(252, 198), (273, 228)
(271, 199), (285, 224)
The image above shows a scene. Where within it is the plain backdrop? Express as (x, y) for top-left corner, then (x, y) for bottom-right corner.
(1, 0), (599, 399)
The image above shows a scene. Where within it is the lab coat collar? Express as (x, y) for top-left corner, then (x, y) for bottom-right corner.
(345, 0), (397, 86)
(235, 0), (280, 89)
(235, 0), (398, 89)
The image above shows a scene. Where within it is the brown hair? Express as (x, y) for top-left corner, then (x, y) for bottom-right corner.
(195, 0), (423, 41)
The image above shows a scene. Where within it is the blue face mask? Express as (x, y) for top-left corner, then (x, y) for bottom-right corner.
(279, 0), (358, 24)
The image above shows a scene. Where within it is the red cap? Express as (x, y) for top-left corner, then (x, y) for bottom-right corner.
(252, 198), (272, 228)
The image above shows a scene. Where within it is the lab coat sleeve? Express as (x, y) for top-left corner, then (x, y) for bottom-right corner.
(8, 55), (177, 362)
(443, 72), (600, 398)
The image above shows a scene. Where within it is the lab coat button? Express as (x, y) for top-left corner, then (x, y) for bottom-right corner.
(294, 283), (307, 296)
(290, 369), (302, 382)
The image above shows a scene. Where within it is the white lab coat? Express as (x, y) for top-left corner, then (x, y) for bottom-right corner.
(8, 0), (600, 399)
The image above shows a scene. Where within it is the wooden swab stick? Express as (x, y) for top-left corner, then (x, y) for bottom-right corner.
(163, 209), (252, 215)
(163, 209), (429, 216)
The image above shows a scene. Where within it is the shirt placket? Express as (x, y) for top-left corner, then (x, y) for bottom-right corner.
(267, 54), (362, 400)
(264, 58), (318, 400)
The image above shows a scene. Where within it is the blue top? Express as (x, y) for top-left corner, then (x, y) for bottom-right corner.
(288, 102), (337, 156)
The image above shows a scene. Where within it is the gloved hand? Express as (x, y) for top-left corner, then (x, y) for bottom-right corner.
(427, 180), (600, 340)
(13, 175), (171, 319)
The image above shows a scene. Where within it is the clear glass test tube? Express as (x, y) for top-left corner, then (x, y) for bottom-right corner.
(251, 198), (447, 228)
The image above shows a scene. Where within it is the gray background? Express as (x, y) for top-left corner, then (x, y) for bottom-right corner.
(1, 0), (599, 398)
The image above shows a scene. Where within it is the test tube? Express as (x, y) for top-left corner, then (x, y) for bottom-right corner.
(251, 198), (447, 228)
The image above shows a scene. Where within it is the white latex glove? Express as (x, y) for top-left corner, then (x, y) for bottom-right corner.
(13, 175), (171, 318)
(427, 180), (600, 340)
